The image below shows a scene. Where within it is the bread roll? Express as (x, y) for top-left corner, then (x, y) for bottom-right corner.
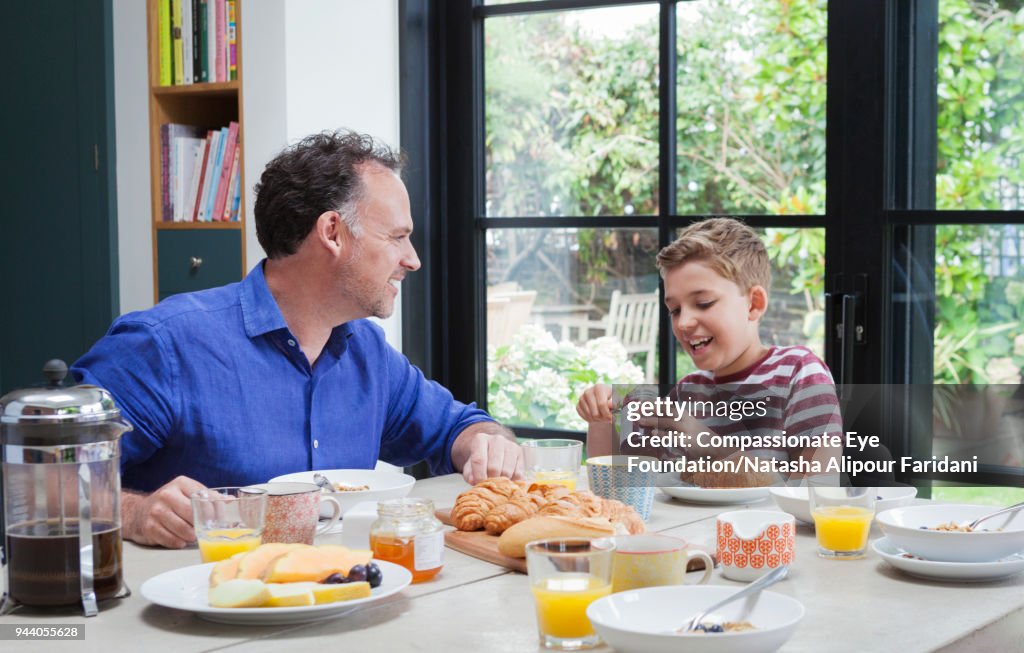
(496, 515), (616, 558)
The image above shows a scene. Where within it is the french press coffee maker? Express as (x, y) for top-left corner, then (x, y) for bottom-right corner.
(1, 360), (132, 616)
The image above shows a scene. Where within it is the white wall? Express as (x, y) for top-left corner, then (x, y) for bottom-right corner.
(112, 0), (153, 315)
(112, 0), (403, 346)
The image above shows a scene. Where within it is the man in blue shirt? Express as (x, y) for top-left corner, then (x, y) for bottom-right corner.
(73, 131), (522, 548)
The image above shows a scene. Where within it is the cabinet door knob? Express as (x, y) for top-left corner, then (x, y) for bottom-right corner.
(190, 256), (203, 270)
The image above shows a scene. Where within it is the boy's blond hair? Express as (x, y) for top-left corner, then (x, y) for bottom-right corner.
(656, 217), (771, 291)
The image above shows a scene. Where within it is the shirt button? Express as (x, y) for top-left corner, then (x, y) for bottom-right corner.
(287, 339), (296, 347)
(313, 439), (319, 449)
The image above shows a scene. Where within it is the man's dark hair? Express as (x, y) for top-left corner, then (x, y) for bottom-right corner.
(253, 130), (404, 259)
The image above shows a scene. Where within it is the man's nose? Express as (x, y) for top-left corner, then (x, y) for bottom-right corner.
(402, 241), (421, 271)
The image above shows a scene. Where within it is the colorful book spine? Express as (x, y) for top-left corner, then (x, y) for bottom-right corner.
(160, 124), (170, 220)
(205, 0), (217, 82)
(158, 0), (172, 86)
(183, 137), (207, 222)
(212, 122), (238, 221)
(181, 0), (193, 84)
(198, 0), (209, 83)
(227, 0), (237, 81)
(171, 0), (183, 85)
(215, 0), (226, 83)
(190, 132), (214, 221)
(228, 166), (242, 222)
(200, 128), (226, 221)
(191, 0), (201, 83)
(222, 145), (241, 221)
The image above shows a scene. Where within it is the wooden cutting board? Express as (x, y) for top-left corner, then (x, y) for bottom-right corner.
(436, 508), (716, 574)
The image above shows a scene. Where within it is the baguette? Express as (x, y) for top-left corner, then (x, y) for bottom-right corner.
(497, 515), (617, 558)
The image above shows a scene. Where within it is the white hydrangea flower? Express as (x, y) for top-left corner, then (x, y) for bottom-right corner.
(524, 367), (571, 408)
(488, 390), (517, 422)
(985, 357), (1021, 385)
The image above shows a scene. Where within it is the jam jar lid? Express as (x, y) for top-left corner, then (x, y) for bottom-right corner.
(0, 359), (123, 425)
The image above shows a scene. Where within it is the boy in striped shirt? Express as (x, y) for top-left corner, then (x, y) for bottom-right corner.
(578, 218), (842, 481)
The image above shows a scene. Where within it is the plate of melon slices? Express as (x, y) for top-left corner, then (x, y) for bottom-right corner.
(140, 544), (412, 625)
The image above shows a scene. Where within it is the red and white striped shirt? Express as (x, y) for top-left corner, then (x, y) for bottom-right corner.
(674, 346), (843, 465)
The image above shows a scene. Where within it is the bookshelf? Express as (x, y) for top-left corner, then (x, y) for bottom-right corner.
(146, 0), (246, 303)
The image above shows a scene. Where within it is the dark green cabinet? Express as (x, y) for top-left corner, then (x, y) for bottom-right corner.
(156, 230), (243, 301)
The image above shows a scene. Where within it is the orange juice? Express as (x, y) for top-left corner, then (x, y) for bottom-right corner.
(530, 470), (577, 491)
(531, 573), (611, 639)
(197, 528), (261, 562)
(812, 506), (873, 553)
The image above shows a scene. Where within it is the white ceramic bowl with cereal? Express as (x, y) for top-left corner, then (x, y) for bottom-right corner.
(876, 503), (1024, 563)
(587, 585), (804, 653)
(269, 468), (415, 518)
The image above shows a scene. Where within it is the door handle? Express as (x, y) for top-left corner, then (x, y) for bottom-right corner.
(825, 275), (868, 396)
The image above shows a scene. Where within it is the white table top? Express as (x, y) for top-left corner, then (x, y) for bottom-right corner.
(2, 474), (1022, 652)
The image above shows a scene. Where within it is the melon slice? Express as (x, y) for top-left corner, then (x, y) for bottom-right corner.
(262, 545), (372, 583)
(264, 581), (372, 605)
(208, 579), (271, 608)
(236, 543), (308, 580)
(264, 583), (316, 607)
(209, 552), (247, 588)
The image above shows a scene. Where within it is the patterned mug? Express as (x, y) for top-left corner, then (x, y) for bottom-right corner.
(716, 509), (795, 582)
(248, 482), (342, 545)
(586, 455), (658, 521)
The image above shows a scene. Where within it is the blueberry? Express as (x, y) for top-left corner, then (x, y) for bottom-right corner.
(366, 563), (383, 588)
(348, 564), (368, 582)
(707, 624), (724, 633)
(694, 624), (708, 632)
(322, 573), (345, 584)
(919, 526), (928, 530)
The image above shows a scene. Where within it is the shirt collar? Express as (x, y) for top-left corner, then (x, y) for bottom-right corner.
(239, 260), (289, 338)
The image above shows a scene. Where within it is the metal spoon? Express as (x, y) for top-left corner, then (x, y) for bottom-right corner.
(677, 565), (789, 633)
(966, 500), (1024, 531)
(313, 472), (333, 491)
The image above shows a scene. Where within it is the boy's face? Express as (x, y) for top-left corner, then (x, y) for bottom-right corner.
(663, 260), (768, 378)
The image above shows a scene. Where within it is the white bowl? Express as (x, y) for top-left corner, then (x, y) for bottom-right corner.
(587, 585), (804, 653)
(876, 503), (1024, 563)
(268, 468), (415, 517)
(769, 486), (917, 524)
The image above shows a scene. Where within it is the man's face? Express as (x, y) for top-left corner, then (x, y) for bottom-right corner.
(336, 166), (421, 319)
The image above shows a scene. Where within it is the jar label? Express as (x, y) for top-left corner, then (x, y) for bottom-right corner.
(414, 530), (443, 570)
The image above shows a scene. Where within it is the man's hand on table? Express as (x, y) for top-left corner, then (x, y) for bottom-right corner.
(451, 422), (524, 485)
(122, 475), (208, 548)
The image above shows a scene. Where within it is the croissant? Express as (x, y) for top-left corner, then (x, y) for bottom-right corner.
(483, 492), (548, 535)
(599, 498), (646, 535)
(451, 477), (524, 531)
(537, 490), (605, 518)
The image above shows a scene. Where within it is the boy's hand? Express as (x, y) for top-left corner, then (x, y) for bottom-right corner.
(576, 384), (615, 423)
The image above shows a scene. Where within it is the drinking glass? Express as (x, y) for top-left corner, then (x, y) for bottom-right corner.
(809, 486), (876, 559)
(191, 486), (268, 562)
(522, 439), (583, 490)
(526, 538), (615, 650)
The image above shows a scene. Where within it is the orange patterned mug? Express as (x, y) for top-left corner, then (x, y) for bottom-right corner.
(716, 510), (795, 582)
(248, 482), (342, 544)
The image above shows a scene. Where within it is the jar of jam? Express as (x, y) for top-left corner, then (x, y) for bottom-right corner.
(370, 497), (444, 583)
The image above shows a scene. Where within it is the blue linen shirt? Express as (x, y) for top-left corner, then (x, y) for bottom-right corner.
(72, 262), (493, 491)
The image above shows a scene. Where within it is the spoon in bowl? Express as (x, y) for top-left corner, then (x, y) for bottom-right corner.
(965, 500), (1024, 531)
(313, 472), (333, 491)
(676, 565), (789, 634)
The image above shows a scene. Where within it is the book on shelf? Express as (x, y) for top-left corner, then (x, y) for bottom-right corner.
(174, 136), (204, 221)
(197, 128), (223, 221)
(228, 0), (237, 80)
(171, 0), (184, 85)
(156, 0), (236, 85)
(158, 0), (172, 86)
(212, 122), (239, 221)
(222, 145), (241, 221)
(197, 0), (209, 83)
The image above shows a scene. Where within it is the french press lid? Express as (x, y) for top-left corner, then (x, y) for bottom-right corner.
(0, 360), (126, 447)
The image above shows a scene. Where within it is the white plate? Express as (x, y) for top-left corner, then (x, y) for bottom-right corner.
(268, 469), (415, 518)
(876, 504), (1024, 563)
(140, 560), (412, 625)
(661, 485), (770, 505)
(872, 537), (1024, 583)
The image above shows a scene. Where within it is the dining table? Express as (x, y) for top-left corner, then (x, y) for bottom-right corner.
(2, 473), (1022, 653)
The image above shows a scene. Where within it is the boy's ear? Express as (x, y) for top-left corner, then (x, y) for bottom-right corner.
(748, 285), (768, 321)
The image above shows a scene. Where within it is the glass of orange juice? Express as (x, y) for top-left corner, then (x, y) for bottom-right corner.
(810, 486), (876, 559)
(522, 439), (583, 491)
(191, 487), (267, 562)
(526, 537), (614, 650)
